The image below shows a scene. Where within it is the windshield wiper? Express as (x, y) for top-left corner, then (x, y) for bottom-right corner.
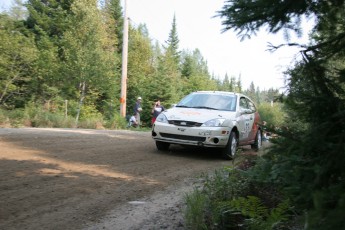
(175, 105), (191, 108)
(192, 106), (218, 110)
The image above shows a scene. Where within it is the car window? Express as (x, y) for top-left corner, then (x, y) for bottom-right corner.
(177, 93), (237, 111)
(240, 97), (248, 109)
(247, 100), (256, 112)
(240, 97), (256, 113)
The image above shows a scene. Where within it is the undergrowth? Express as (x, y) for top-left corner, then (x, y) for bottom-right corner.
(0, 105), (130, 130)
(184, 154), (299, 230)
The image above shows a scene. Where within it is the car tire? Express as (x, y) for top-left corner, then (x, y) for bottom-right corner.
(222, 131), (237, 160)
(251, 130), (262, 151)
(156, 141), (170, 151)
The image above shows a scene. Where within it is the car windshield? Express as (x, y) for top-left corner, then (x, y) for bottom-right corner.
(176, 93), (237, 111)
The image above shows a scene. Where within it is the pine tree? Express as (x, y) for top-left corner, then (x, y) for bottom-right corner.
(101, 0), (123, 53)
(219, 1), (345, 228)
(25, 0), (74, 102)
(165, 14), (180, 67)
(180, 49), (216, 94)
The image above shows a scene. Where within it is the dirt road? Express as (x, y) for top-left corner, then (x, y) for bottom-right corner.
(0, 128), (256, 230)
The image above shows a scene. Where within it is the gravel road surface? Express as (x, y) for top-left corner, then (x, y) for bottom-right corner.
(0, 128), (242, 230)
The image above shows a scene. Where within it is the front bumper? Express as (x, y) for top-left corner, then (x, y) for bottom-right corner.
(152, 122), (231, 147)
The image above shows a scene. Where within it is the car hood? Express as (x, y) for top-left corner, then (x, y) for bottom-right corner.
(163, 107), (237, 123)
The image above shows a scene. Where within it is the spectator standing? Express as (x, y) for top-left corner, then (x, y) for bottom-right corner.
(151, 99), (165, 125)
(133, 96), (142, 127)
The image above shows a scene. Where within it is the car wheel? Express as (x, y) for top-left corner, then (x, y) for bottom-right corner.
(222, 131), (237, 160)
(251, 130), (262, 151)
(156, 141), (170, 151)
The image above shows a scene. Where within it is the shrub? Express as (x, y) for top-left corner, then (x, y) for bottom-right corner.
(258, 102), (285, 128)
(104, 112), (127, 129)
(184, 155), (297, 229)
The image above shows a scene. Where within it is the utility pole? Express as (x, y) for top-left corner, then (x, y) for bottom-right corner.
(120, 0), (129, 117)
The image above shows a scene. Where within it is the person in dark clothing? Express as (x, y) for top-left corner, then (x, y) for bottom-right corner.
(151, 99), (165, 125)
(133, 96), (142, 126)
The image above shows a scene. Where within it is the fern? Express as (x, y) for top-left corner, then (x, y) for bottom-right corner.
(231, 196), (268, 218)
(215, 196), (291, 230)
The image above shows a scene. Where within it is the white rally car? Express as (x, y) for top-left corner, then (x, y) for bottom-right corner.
(151, 91), (262, 159)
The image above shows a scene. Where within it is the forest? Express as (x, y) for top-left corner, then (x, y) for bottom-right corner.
(0, 0), (280, 129)
(183, 1), (345, 229)
(1, 0), (345, 229)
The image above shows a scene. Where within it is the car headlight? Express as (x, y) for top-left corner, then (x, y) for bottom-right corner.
(156, 113), (168, 123)
(201, 118), (226, 127)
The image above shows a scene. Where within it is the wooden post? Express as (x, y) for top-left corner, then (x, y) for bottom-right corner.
(120, 0), (129, 117)
(65, 100), (68, 118)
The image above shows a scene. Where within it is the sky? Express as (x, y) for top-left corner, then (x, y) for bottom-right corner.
(126, 0), (311, 91)
(1, 0), (311, 90)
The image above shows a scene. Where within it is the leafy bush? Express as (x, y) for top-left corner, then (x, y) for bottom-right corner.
(258, 102), (285, 128)
(0, 108), (26, 127)
(104, 112), (127, 129)
(0, 108), (11, 127)
(184, 155), (297, 229)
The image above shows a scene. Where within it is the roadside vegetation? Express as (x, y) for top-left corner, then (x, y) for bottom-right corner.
(1, 1), (344, 229)
(184, 155), (294, 229)
(0, 0), (280, 130)
(183, 1), (345, 229)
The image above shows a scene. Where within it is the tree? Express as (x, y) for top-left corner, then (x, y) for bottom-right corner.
(26, 0), (74, 40)
(235, 74), (242, 93)
(247, 81), (256, 99)
(221, 73), (230, 91)
(180, 49), (216, 94)
(7, 0), (28, 20)
(0, 14), (38, 108)
(100, 0), (123, 53)
(62, 0), (116, 125)
(24, 0), (73, 103)
(164, 14), (180, 66)
(99, 0), (122, 118)
(154, 15), (183, 106)
(218, 1), (345, 229)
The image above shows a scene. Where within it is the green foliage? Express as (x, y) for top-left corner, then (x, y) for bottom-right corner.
(257, 102), (285, 128)
(0, 108), (25, 127)
(184, 190), (209, 230)
(1, 1), (282, 128)
(165, 14), (180, 65)
(184, 159), (295, 229)
(104, 112), (127, 130)
(219, 1), (345, 229)
(180, 49), (218, 94)
(220, 196), (291, 230)
(230, 196), (269, 219)
(217, 0), (310, 39)
(0, 14), (38, 108)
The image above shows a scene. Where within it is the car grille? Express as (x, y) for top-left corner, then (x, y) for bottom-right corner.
(160, 133), (206, 142)
(168, 120), (203, 127)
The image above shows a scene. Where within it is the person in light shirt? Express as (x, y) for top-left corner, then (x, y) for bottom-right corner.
(128, 114), (138, 127)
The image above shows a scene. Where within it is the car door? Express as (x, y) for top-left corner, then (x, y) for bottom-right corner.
(246, 99), (258, 142)
(237, 97), (253, 143)
(238, 97), (250, 143)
